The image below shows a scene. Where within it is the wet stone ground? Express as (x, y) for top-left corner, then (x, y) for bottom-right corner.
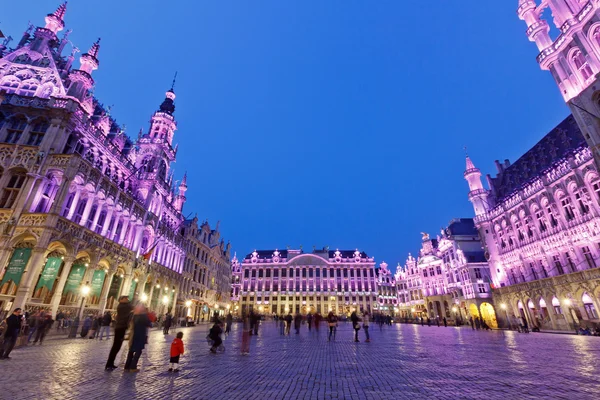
(1, 321), (599, 399)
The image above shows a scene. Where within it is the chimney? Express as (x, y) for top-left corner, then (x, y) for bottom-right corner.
(494, 160), (503, 174)
(504, 159), (511, 168)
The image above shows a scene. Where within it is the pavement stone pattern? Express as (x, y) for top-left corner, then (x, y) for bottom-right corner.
(1, 321), (599, 399)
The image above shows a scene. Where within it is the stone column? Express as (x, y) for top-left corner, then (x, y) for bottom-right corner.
(171, 287), (178, 314)
(100, 205), (115, 237)
(109, 212), (121, 242)
(12, 247), (48, 310)
(89, 200), (105, 232)
(118, 217), (130, 245)
(50, 256), (75, 317)
(78, 194), (96, 227)
(0, 246), (15, 278)
(98, 271), (115, 314)
(49, 177), (73, 215)
(65, 188), (81, 220)
(11, 174), (41, 217)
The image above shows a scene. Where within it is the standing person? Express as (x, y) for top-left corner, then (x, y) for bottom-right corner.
(163, 313), (172, 335)
(0, 308), (23, 359)
(169, 332), (184, 372)
(27, 311), (40, 343)
(350, 311), (361, 342)
(241, 313), (250, 355)
(327, 312), (337, 341)
(436, 316), (440, 327)
(362, 311), (371, 343)
(105, 296), (133, 371)
(475, 317), (481, 330)
(33, 314), (53, 345)
(253, 313), (260, 336)
(314, 313), (321, 333)
(420, 316), (424, 326)
(89, 314), (101, 339)
(469, 316), (475, 330)
(124, 305), (151, 372)
(248, 311), (255, 336)
(279, 315), (285, 335)
(294, 313), (302, 334)
(56, 311), (65, 331)
(443, 316), (447, 327)
(427, 317), (431, 327)
(307, 313), (313, 332)
(81, 315), (92, 338)
(285, 313), (293, 335)
(99, 311), (112, 340)
(225, 313), (233, 335)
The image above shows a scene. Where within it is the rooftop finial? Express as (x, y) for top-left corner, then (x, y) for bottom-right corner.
(464, 145), (468, 157)
(53, 1), (68, 20)
(88, 38), (101, 58)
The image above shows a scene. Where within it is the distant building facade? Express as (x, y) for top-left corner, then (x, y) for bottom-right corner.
(374, 262), (398, 315)
(235, 248), (377, 316)
(395, 219), (494, 326)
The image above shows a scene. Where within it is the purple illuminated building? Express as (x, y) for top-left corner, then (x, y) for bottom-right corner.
(0, 4), (230, 319)
(234, 248), (378, 316)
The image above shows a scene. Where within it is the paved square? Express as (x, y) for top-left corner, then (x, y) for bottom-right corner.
(1, 322), (599, 399)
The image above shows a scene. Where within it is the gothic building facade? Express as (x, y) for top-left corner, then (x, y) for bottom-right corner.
(234, 248), (377, 316)
(0, 4), (231, 320)
(394, 219), (494, 326)
(457, 0), (600, 332)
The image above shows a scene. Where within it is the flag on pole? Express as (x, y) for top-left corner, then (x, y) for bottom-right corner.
(142, 242), (158, 261)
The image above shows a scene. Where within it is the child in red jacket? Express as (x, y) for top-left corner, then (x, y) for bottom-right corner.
(169, 332), (184, 372)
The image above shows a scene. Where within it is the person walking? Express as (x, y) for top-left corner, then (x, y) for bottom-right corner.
(33, 313), (53, 345)
(436, 316), (440, 327)
(208, 321), (223, 354)
(294, 313), (302, 334)
(443, 316), (447, 327)
(27, 311), (40, 343)
(427, 317), (431, 327)
(327, 312), (338, 341)
(0, 308), (23, 359)
(285, 313), (293, 335)
(169, 332), (185, 372)
(307, 313), (313, 332)
(475, 317), (481, 330)
(362, 311), (371, 343)
(420, 317), (424, 327)
(105, 296), (133, 371)
(225, 313), (233, 335)
(89, 314), (101, 339)
(241, 313), (251, 355)
(163, 313), (172, 335)
(124, 305), (151, 372)
(314, 313), (321, 333)
(469, 316), (474, 330)
(351, 311), (361, 342)
(99, 311), (112, 340)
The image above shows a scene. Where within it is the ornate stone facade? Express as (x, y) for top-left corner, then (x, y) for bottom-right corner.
(0, 4), (231, 320)
(395, 220), (495, 326)
(235, 248), (377, 317)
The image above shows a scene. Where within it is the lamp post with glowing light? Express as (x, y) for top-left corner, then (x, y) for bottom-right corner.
(69, 282), (90, 338)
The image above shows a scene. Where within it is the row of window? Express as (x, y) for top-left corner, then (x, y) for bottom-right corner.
(242, 267), (374, 279)
(0, 115), (49, 146)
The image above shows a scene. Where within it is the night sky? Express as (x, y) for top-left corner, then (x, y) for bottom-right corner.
(2, 1), (571, 270)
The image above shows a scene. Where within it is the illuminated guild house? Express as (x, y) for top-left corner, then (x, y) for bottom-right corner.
(0, 4), (191, 318)
(374, 262), (398, 315)
(395, 220), (494, 326)
(459, 0), (600, 332)
(180, 218), (232, 322)
(236, 248), (377, 316)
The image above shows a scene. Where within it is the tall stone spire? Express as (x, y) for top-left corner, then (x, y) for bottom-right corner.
(79, 38), (100, 75)
(45, 2), (68, 34)
(464, 155), (489, 217)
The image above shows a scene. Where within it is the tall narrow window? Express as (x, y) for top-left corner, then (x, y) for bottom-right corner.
(575, 192), (589, 214)
(536, 210), (547, 232)
(566, 252), (575, 273)
(529, 263), (538, 280)
(561, 198), (575, 220)
(553, 255), (564, 275)
(572, 50), (593, 81)
(34, 179), (55, 213)
(0, 171), (26, 208)
(582, 246), (596, 269)
(5, 117), (27, 144)
(474, 268), (482, 279)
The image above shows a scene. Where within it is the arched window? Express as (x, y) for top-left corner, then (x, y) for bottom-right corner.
(0, 77), (20, 94)
(552, 296), (562, 315)
(18, 81), (38, 97)
(26, 119), (49, 146)
(157, 160), (167, 182)
(572, 50), (593, 81)
(5, 117), (27, 144)
(0, 170), (27, 208)
(34, 177), (57, 213)
(583, 293), (598, 319)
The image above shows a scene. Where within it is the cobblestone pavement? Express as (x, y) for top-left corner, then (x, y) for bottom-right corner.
(1, 322), (599, 400)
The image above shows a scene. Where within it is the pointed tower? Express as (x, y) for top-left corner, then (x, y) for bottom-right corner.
(518, 1), (600, 167)
(464, 155), (489, 217)
(174, 172), (187, 212)
(66, 39), (100, 101)
(134, 83), (179, 208)
(44, 2), (67, 35)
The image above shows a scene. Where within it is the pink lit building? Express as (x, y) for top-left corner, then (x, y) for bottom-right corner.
(0, 4), (231, 319)
(459, 0), (600, 332)
(395, 220), (494, 326)
(234, 248), (377, 316)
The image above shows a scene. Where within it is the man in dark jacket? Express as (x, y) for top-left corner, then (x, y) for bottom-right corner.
(0, 308), (23, 359)
(99, 311), (112, 340)
(105, 296), (133, 370)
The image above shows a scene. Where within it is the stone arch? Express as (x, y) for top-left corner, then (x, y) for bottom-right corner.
(479, 302), (497, 328)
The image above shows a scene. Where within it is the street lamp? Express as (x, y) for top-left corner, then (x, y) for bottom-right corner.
(140, 293), (148, 302)
(69, 282), (90, 338)
(162, 295), (169, 305)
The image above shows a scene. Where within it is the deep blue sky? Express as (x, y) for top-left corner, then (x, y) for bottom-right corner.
(2, 1), (570, 270)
